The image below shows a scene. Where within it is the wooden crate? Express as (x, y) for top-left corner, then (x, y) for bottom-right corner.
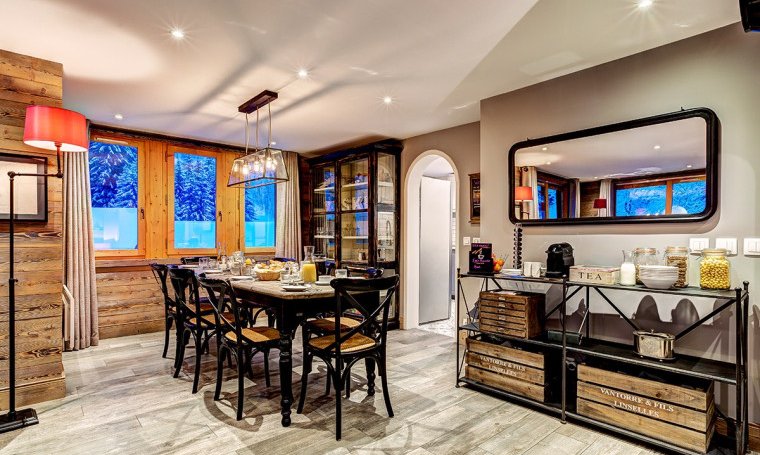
(465, 337), (547, 402)
(478, 290), (544, 339)
(577, 364), (715, 453)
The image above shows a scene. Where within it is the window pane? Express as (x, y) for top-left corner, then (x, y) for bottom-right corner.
(615, 185), (667, 217)
(174, 153), (216, 249)
(245, 184), (276, 248)
(548, 188), (558, 219)
(672, 180), (706, 214)
(538, 184), (546, 219)
(89, 141), (138, 250)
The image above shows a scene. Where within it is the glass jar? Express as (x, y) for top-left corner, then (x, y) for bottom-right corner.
(699, 248), (731, 290)
(634, 248), (659, 284)
(664, 246), (689, 288)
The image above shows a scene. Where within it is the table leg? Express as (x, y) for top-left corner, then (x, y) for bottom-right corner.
(279, 330), (293, 427)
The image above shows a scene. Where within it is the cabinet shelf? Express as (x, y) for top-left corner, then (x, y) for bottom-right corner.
(342, 182), (368, 189)
(342, 235), (369, 240)
(313, 234), (334, 239)
(313, 186), (335, 193)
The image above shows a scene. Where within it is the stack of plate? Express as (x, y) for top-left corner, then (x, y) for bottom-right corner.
(639, 265), (679, 289)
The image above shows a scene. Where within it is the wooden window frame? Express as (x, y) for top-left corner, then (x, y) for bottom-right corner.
(537, 171), (570, 219)
(167, 146), (222, 257)
(613, 172), (706, 216)
(90, 134), (147, 259)
(239, 184), (277, 255)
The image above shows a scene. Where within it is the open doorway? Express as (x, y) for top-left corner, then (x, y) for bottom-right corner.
(403, 151), (458, 337)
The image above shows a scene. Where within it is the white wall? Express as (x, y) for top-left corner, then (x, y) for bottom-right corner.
(480, 23), (760, 418)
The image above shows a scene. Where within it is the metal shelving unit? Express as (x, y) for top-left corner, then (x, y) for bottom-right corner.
(455, 270), (750, 455)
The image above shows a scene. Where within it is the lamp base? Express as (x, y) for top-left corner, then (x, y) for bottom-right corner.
(0, 408), (39, 433)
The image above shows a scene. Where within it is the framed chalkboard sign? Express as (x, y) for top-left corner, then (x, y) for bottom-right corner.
(469, 173), (480, 224)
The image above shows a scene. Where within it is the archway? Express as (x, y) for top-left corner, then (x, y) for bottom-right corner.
(402, 150), (460, 331)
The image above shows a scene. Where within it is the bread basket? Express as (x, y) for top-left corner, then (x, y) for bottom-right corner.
(255, 270), (281, 281)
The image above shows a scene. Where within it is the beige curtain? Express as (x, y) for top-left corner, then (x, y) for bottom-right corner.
(521, 166), (539, 219)
(275, 151), (302, 260)
(63, 152), (99, 350)
(599, 179), (612, 217)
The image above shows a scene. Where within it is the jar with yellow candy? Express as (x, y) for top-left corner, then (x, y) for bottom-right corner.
(699, 248), (731, 290)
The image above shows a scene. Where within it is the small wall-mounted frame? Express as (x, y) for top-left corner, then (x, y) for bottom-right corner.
(0, 152), (48, 222)
(469, 173), (480, 224)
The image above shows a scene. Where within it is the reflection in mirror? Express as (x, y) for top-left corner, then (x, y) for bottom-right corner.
(509, 109), (718, 225)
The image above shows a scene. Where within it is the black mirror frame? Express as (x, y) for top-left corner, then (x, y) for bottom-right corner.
(507, 107), (720, 226)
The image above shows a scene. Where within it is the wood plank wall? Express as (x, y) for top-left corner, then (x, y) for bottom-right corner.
(0, 49), (66, 409)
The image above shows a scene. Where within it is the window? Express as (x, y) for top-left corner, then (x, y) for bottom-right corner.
(88, 138), (145, 255)
(536, 172), (568, 220)
(244, 185), (276, 249)
(614, 174), (706, 217)
(171, 150), (217, 250)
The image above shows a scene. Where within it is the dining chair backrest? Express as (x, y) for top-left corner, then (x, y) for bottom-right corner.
(346, 267), (384, 279)
(198, 278), (245, 342)
(329, 275), (399, 356)
(168, 268), (203, 325)
(150, 263), (174, 310)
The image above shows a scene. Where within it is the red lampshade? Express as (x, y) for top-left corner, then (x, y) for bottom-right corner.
(593, 198), (608, 209)
(515, 186), (533, 201)
(23, 106), (88, 152)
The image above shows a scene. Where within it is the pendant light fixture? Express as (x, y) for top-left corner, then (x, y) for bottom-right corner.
(228, 90), (289, 188)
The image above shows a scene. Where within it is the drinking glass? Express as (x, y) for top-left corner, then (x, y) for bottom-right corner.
(335, 268), (348, 279)
(199, 257), (210, 271)
(208, 259), (218, 270)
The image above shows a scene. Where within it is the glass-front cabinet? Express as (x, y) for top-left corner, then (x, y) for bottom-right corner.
(304, 140), (402, 325)
(312, 164), (336, 260)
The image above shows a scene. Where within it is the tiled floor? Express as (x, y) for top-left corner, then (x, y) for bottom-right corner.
(0, 329), (683, 454)
(418, 299), (456, 338)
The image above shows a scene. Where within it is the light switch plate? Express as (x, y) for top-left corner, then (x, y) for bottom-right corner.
(744, 238), (760, 256)
(689, 238), (709, 254)
(473, 237), (481, 243)
(463, 236), (471, 246)
(715, 238), (738, 255)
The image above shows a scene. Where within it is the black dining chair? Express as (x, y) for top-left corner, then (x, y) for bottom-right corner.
(168, 267), (229, 393)
(180, 256), (209, 265)
(150, 263), (178, 361)
(297, 275), (399, 440)
(199, 277), (280, 420)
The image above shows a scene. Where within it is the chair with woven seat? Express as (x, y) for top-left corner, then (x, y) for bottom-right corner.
(297, 275), (399, 440)
(150, 263), (177, 361)
(199, 277), (280, 421)
(168, 267), (230, 393)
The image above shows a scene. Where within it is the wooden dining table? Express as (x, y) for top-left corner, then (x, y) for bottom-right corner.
(228, 279), (338, 427)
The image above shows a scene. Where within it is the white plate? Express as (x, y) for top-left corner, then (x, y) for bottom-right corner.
(178, 264), (199, 269)
(315, 281), (332, 286)
(203, 269), (223, 274)
(228, 276), (253, 281)
(282, 285), (308, 292)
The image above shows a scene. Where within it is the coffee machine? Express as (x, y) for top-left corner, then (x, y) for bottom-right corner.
(545, 243), (574, 278)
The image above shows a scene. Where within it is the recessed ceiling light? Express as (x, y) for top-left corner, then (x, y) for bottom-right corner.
(297, 68), (309, 79)
(541, 147), (548, 151)
(170, 28), (185, 40)
(383, 96), (393, 105)
(114, 113), (124, 120)
(270, 141), (277, 146)
(686, 164), (693, 168)
(637, 0), (653, 9)
(545, 161), (552, 165)
(653, 145), (661, 150)
(593, 176), (598, 179)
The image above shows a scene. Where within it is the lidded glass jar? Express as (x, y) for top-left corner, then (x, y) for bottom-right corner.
(699, 248), (730, 290)
(634, 248), (659, 284)
(664, 246), (689, 288)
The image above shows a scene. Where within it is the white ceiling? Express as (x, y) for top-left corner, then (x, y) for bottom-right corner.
(515, 116), (707, 181)
(0, 0), (739, 153)
(422, 157), (454, 179)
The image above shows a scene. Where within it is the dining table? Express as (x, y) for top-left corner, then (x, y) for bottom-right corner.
(228, 278), (340, 427)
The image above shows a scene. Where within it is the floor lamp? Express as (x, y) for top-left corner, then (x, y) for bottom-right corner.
(0, 105), (88, 433)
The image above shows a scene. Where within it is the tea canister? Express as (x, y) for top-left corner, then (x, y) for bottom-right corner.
(664, 246), (689, 288)
(699, 248), (730, 290)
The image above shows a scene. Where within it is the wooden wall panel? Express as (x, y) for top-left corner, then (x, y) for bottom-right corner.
(95, 266), (164, 340)
(0, 49), (65, 410)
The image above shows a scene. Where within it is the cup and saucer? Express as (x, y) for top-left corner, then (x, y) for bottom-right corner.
(315, 275), (333, 286)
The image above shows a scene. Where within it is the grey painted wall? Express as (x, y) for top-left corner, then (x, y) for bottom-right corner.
(480, 23), (760, 419)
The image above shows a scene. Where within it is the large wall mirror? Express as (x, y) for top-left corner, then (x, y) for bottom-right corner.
(508, 108), (719, 225)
